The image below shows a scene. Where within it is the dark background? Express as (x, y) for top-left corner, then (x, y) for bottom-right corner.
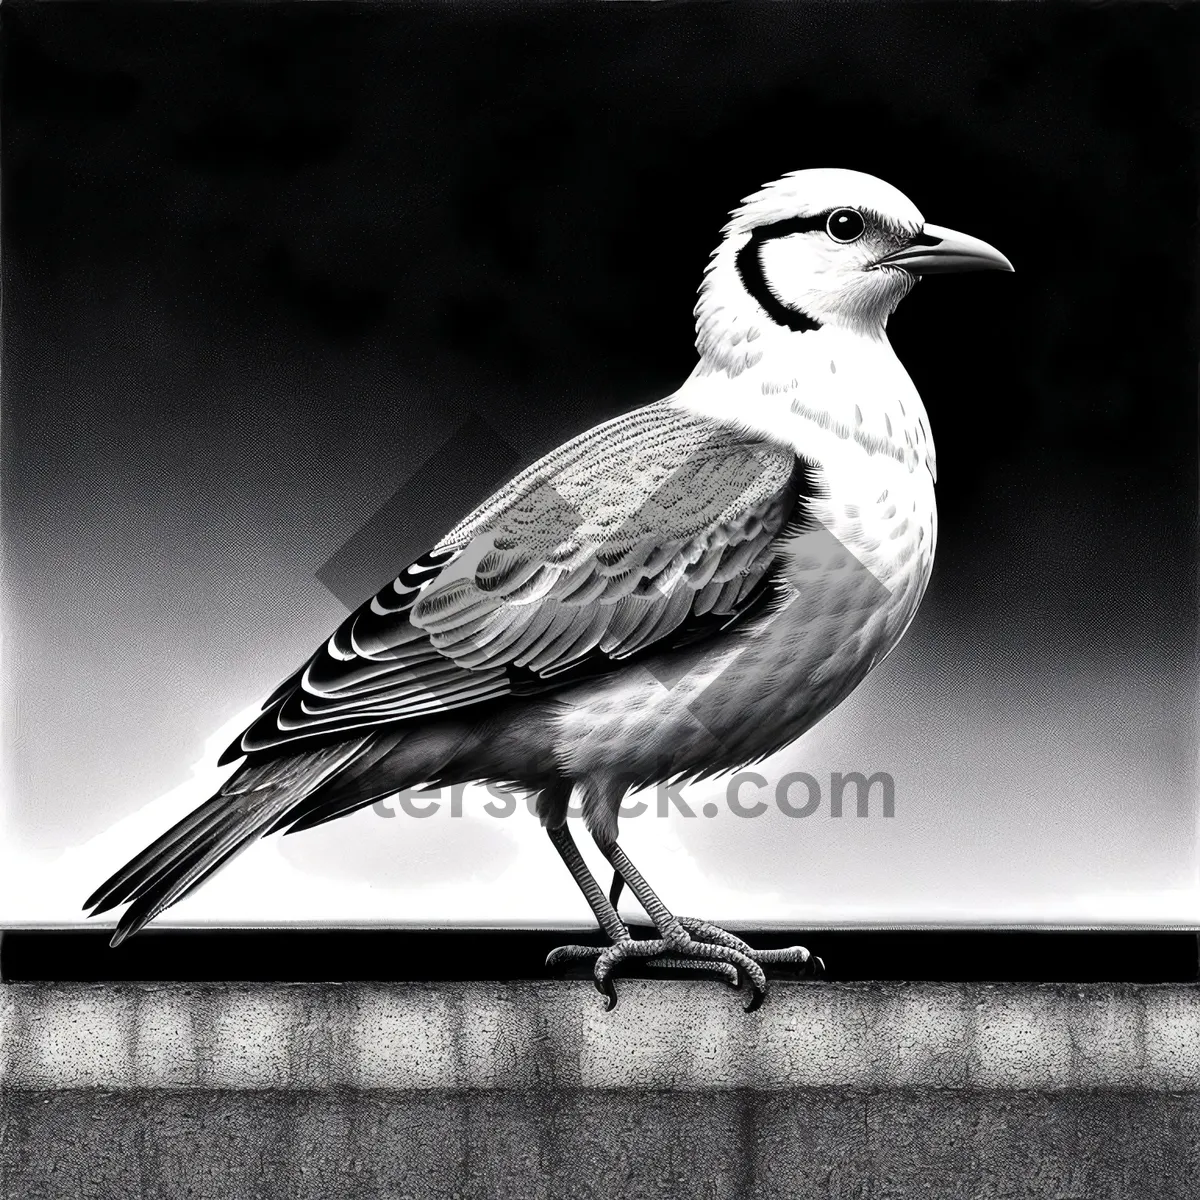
(2, 2), (1196, 920)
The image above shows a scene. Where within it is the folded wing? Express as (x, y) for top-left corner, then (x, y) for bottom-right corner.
(222, 401), (815, 763)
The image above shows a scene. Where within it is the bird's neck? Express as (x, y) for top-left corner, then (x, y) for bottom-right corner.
(674, 321), (936, 482)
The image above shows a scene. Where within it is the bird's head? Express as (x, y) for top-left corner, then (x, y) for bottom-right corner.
(696, 168), (1012, 373)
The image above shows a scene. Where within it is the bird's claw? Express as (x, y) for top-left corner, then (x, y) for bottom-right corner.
(652, 956), (740, 989)
(547, 939), (734, 1009)
(598, 974), (619, 1012)
(597, 936), (767, 1009)
(547, 924), (820, 1010)
(547, 933), (767, 1010)
(677, 916), (757, 955)
(545, 943), (606, 969)
(678, 917), (822, 978)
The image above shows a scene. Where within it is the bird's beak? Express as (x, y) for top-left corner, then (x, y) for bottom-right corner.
(874, 223), (1014, 275)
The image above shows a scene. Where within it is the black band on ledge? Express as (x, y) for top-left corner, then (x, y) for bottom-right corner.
(2, 929), (1196, 984)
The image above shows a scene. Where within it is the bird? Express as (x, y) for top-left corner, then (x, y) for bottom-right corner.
(85, 168), (1011, 1009)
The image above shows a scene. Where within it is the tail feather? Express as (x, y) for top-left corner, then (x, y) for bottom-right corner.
(272, 733), (407, 835)
(269, 724), (469, 836)
(280, 785), (399, 835)
(108, 801), (294, 946)
(120, 826), (230, 913)
(86, 737), (371, 945)
(84, 798), (237, 915)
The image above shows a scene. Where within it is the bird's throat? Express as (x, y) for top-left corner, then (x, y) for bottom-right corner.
(678, 324), (935, 482)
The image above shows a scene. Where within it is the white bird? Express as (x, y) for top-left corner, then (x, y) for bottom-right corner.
(86, 168), (1011, 1008)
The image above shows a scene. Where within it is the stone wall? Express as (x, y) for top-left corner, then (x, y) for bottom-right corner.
(2, 981), (1197, 1197)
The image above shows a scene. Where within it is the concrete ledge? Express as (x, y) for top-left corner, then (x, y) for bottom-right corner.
(3, 1089), (1199, 1200)
(3, 983), (1198, 1198)
(1, 981), (1197, 1092)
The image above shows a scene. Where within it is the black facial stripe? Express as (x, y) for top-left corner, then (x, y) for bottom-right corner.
(735, 216), (825, 333)
(909, 231), (942, 247)
(734, 220), (820, 331)
(746, 213), (829, 241)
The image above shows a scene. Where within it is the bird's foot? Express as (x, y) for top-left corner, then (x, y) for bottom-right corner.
(547, 932), (770, 1011)
(546, 938), (740, 1010)
(676, 916), (825, 978)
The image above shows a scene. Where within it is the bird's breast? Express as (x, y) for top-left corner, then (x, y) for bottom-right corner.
(555, 331), (940, 782)
(783, 453), (936, 669)
(676, 325), (939, 620)
(548, 437), (936, 787)
(781, 355), (939, 679)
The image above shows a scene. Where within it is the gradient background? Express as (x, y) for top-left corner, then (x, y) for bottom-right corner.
(2, 1), (1197, 929)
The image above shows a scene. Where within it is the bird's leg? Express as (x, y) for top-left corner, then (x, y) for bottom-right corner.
(543, 822), (737, 1009)
(606, 845), (821, 970)
(597, 841), (822, 1011)
(545, 821), (628, 944)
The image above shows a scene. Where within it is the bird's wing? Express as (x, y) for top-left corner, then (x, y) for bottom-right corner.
(221, 401), (814, 763)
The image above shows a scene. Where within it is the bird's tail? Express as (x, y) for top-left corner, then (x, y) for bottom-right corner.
(83, 737), (373, 946)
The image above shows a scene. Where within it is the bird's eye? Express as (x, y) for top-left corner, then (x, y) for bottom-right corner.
(826, 208), (866, 244)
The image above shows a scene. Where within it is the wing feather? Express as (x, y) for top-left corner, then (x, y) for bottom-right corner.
(220, 401), (815, 764)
